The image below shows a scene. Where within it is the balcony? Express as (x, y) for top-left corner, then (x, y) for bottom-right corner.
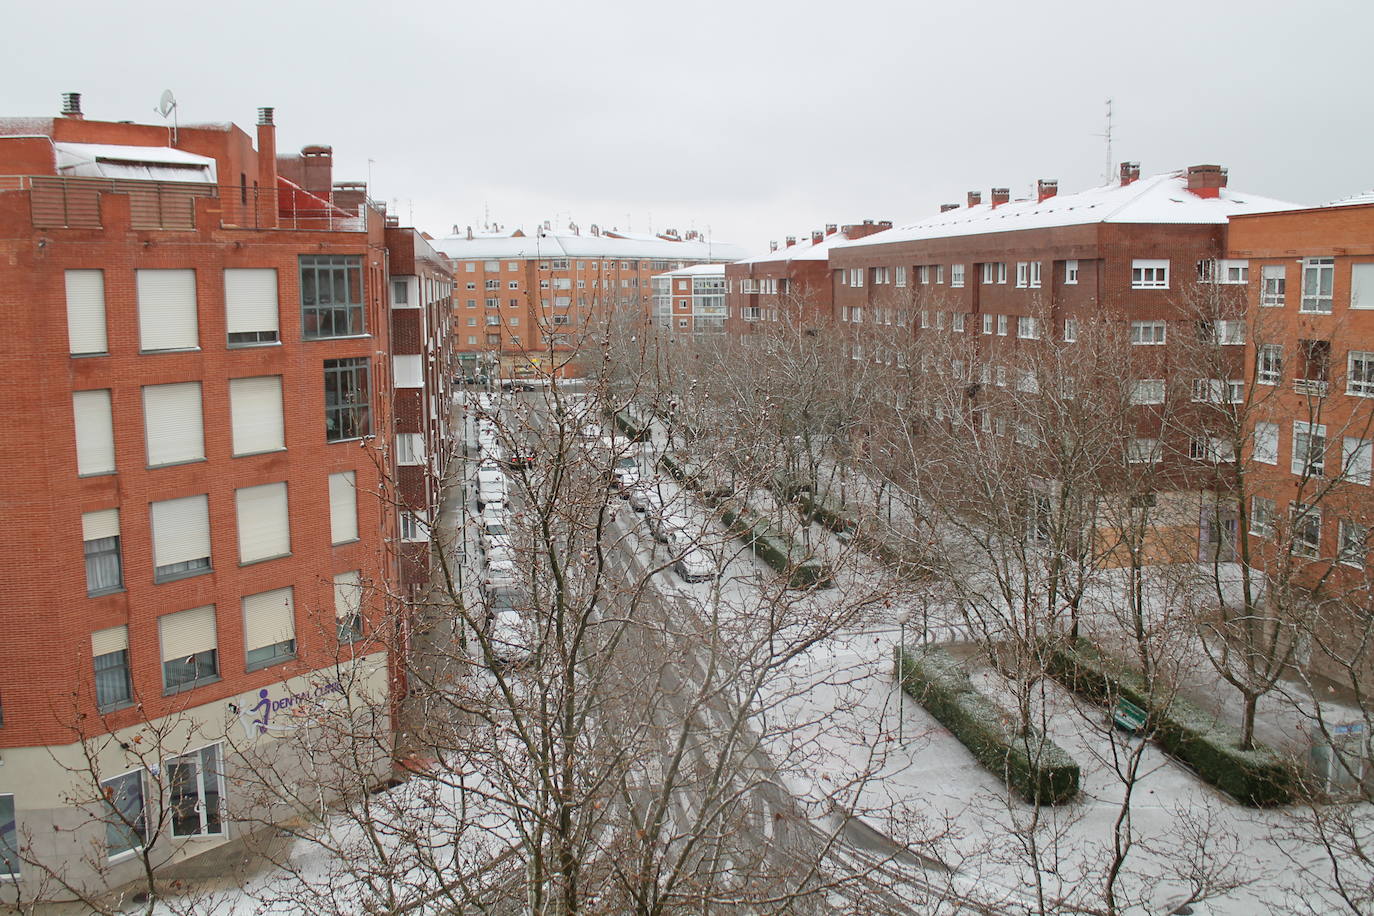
(0, 175), (379, 232)
(1293, 378), (1330, 398)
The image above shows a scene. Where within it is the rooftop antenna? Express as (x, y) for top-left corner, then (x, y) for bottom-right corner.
(1095, 97), (1113, 184)
(155, 89), (178, 145)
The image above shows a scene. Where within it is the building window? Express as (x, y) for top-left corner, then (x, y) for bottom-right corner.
(299, 256), (365, 339)
(1340, 520), (1368, 567)
(396, 433), (423, 466)
(243, 587), (296, 670)
(235, 482), (290, 565)
(485, 279), (500, 290)
(1293, 421), (1327, 478)
(1130, 380), (1166, 405)
(0, 794), (16, 877)
(1062, 318), (1079, 342)
(1298, 339), (1332, 394)
(507, 281), (519, 290)
(1016, 262), (1029, 288)
(919, 310), (929, 329)
(1257, 344), (1283, 386)
(151, 495), (211, 583)
(465, 262), (476, 273)
(224, 269), (280, 346)
(334, 570), (365, 642)
(101, 770), (146, 858)
(1261, 264), (1286, 307)
(142, 382), (205, 468)
(952, 312), (965, 332)
(936, 265), (945, 284)
(1250, 496), (1276, 537)
(1348, 350), (1374, 396)
(73, 389), (116, 476)
(65, 269), (108, 356)
(136, 269), (199, 351)
(1301, 257), (1335, 313)
(949, 263), (965, 288)
(324, 358), (371, 442)
(392, 279), (408, 305)
(1292, 504), (1321, 557)
(329, 471), (358, 544)
(1344, 436), (1373, 485)
(159, 605), (218, 692)
(1191, 378), (1243, 403)
(1254, 422), (1279, 465)
(1190, 436), (1234, 463)
(92, 625), (132, 709)
(168, 744), (224, 838)
(1127, 438), (1161, 464)
(982, 314), (993, 335)
(1131, 259), (1169, 289)
(400, 511), (430, 543)
(678, 318), (688, 328)
(1351, 263), (1374, 310)
(485, 298), (500, 309)
(1064, 260), (1079, 285)
(1130, 320), (1166, 345)
(83, 509), (123, 596)
(1016, 316), (1039, 339)
(996, 315), (1008, 336)
(848, 268), (864, 288)
(894, 266), (908, 287)
(1205, 319), (1246, 345)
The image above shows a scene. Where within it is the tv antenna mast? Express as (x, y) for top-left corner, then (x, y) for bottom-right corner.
(155, 90), (178, 144)
(1096, 97), (1114, 184)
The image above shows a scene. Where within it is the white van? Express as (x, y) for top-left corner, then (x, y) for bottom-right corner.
(476, 467), (508, 510)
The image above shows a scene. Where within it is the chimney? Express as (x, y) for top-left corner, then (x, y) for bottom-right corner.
(878, 220), (892, 230)
(811, 230), (824, 245)
(940, 203), (960, 213)
(466, 225), (474, 240)
(253, 105), (278, 228)
(1186, 164), (1228, 198)
(967, 190), (982, 208)
(825, 223), (837, 235)
(785, 236), (796, 247)
(770, 241), (779, 252)
(60, 92), (83, 119)
(1119, 161), (1141, 186)
(991, 187), (1010, 207)
(1036, 179), (1058, 202)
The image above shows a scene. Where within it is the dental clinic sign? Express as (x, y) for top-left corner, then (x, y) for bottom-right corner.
(231, 679), (345, 739)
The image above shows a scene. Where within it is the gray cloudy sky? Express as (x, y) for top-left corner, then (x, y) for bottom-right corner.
(3, 0), (1370, 254)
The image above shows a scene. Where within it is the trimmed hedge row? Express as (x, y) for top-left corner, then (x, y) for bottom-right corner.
(1044, 638), (1297, 807)
(895, 646), (1080, 805)
(717, 505), (834, 589)
(611, 410), (652, 442)
(772, 476), (931, 580)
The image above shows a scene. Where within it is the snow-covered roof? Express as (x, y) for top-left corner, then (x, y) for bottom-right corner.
(735, 232), (853, 265)
(1327, 188), (1374, 207)
(53, 142), (217, 183)
(835, 170), (1301, 251)
(432, 231), (748, 263)
(653, 263), (725, 279)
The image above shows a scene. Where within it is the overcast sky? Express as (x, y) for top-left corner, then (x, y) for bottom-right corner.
(3, 0), (1370, 254)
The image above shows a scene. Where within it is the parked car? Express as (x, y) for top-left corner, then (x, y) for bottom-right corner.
(611, 456), (640, 492)
(650, 509), (693, 544)
(483, 558), (519, 591)
(628, 484), (662, 514)
(485, 542), (516, 569)
(487, 608), (532, 667)
(672, 545), (717, 583)
(476, 467), (508, 511)
(480, 528), (512, 557)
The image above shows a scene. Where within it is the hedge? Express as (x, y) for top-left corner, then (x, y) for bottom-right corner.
(718, 505), (834, 589)
(611, 410), (652, 443)
(895, 646), (1080, 805)
(770, 478), (933, 580)
(1044, 638), (1297, 807)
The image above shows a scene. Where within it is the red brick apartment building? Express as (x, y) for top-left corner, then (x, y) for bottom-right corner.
(1227, 196), (1374, 669)
(725, 221), (890, 338)
(828, 164), (1298, 557)
(0, 96), (405, 900)
(384, 226), (453, 595)
(435, 224), (746, 379)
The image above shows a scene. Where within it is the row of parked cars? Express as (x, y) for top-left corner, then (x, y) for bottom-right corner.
(619, 478), (718, 583)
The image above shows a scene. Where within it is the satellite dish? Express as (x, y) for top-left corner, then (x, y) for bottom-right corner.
(156, 90), (176, 118)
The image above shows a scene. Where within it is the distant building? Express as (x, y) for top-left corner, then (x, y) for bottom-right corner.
(0, 95), (414, 900)
(651, 263), (728, 334)
(725, 222), (890, 338)
(433, 224), (746, 379)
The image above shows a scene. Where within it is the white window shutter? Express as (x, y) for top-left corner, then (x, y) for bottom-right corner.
(224, 268), (280, 336)
(159, 605), (216, 662)
(243, 587), (295, 652)
(329, 472), (358, 544)
(393, 354), (423, 388)
(81, 508), (119, 542)
(91, 624), (129, 657)
(143, 382), (204, 467)
(65, 269), (107, 355)
(73, 389), (115, 475)
(229, 376), (284, 455)
(150, 495), (210, 569)
(235, 482), (290, 563)
(333, 570), (362, 619)
(136, 269), (198, 351)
